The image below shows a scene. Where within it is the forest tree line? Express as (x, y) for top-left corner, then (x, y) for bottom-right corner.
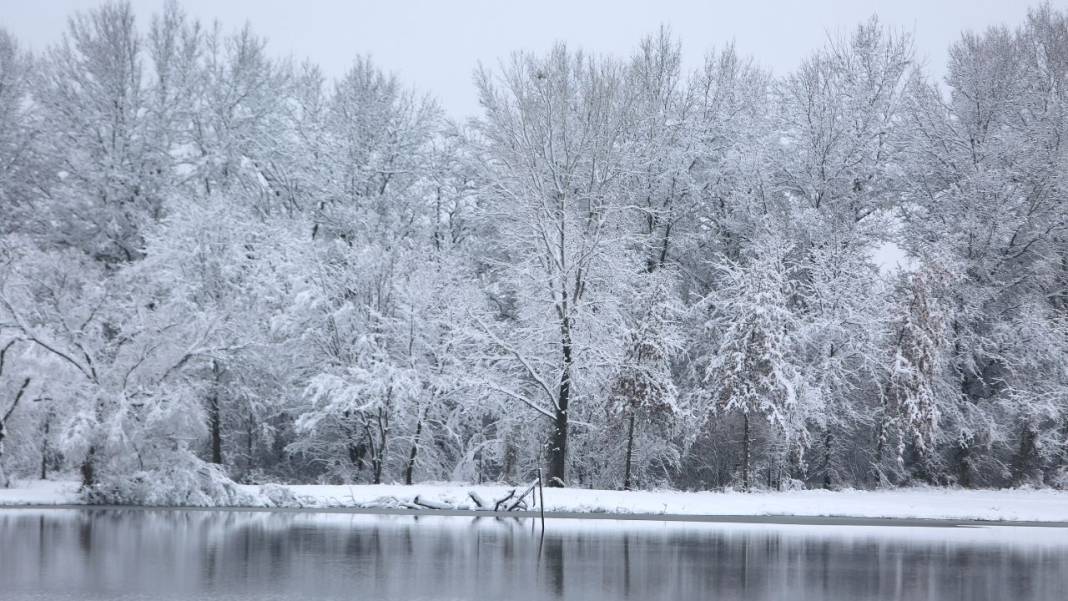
(1, 1), (1067, 501)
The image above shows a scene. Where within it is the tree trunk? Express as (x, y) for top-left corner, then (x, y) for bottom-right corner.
(741, 412), (751, 492)
(502, 434), (517, 483)
(623, 409), (636, 491)
(208, 361), (222, 465)
(547, 403), (569, 487)
(208, 394), (222, 465)
(787, 444), (805, 487)
(0, 425), (7, 489)
(245, 416), (254, 475)
(81, 446), (96, 489)
(1, 378), (32, 488)
(372, 406), (389, 485)
(404, 409), (425, 485)
(956, 438), (974, 488)
(1012, 424), (1039, 486)
(547, 340), (572, 488)
(0, 416), (7, 489)
(40, 410), (52, 480)
(1059, 418), (1068, 475)
(821, 429), (834, 489)
(873, 403), (890, 486)
(79, 394), (104, 493)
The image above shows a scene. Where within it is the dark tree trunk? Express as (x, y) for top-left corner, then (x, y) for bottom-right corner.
(821, 429), (834, 489)
(788, 444), (805, 487)
(873, 401), (890, 486)
(245, 416), (254, 475)
(81, 446), (96, 489)
(404, 410), (425, 485)
(371, 406), (389, 485)
(0, 429), (7, 488)
(1012, 424), (1040, 486)
(547, 399), (569, 487)
(1, 378), (32, 488)
(547, 327), (573, 488)
(208, 361), (222, 465)
(40, 410), (52, 480)
(741, 412), (751, 492)
(502, 435), (517, 483)
(623, 409), (636, 490)
(81, 393), (106, 490)
(956, 439), (974, 488)
(363, 428), (378, 483)
(1059, 418), (1068, 474)
(208, 395), (222, 465)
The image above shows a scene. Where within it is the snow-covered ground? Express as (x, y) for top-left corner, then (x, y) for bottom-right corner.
(281, 483), (1068, 522)
(0, 480), (80, 506)
(2, 479), (1068, 523)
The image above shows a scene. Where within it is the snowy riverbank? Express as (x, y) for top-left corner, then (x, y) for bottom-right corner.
(2, 479), (1068, 523)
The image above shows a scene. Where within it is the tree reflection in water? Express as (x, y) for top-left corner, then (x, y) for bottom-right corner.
(0, 509), (1066, 600)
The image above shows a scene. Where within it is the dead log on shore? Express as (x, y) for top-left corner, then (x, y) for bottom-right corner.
(492, 489), (516, 511)
(468, 491), (489, 509)
(413, 495), (454, 510)
(506, 480), (540, 512)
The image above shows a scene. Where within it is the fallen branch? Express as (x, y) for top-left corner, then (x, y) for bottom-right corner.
(506, 480), (539, 512)
(413, 495), (454, 510)
(493, 489), (516, 511)
(468, 491), (489, 509)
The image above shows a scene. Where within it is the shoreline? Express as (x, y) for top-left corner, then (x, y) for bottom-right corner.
(4, 502), (1068, 528)
(4, 480), (1068, 526)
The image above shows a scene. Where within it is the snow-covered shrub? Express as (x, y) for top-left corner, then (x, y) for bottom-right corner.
(259, 483), (304, 508)
(780, 477), (807, 491)
(82, 451), (259, 507)
(1050, 468), (1068, 491)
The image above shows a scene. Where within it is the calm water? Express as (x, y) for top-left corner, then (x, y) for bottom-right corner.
(1, 509), (1067, 600)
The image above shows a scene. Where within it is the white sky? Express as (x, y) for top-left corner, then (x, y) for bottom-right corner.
(3, 0), (1063, 119)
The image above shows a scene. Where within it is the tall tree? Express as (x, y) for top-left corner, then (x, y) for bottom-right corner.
(36, 1), (163, 263)
(701, 235), (808, 491)
(473, 45), (636, 486)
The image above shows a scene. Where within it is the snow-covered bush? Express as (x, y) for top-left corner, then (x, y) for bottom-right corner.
(82, 451), (259, 507)
(1050, 468), (1068, 491)
(259, 483), (305, 508)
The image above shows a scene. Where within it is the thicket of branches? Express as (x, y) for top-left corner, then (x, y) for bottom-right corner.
(1, 2), (1066, 500)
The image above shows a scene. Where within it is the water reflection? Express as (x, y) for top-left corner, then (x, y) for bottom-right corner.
(0, 508), (1066, 600)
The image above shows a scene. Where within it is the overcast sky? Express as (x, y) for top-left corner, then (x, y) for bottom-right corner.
(4, 0), (1064, 119)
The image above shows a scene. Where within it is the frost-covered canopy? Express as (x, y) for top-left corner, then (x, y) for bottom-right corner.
(1, 3), (1067, 500)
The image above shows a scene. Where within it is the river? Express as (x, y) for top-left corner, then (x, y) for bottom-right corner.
(1, 508), (1066, 600)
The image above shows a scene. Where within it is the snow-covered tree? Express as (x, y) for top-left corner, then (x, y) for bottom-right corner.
(0, 29), (44, 236)
(899, 6), (1068, 485)
(607, 272), (683, 490)
(34, 1), (166, 263)
(701, 235), (807, 491)
(2, 1), (1067, 496)
(879, 269), (950, 483)
(472, 44), (638, 487)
